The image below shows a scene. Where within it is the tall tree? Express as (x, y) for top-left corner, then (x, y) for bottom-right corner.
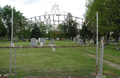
(0, 18), (7, 37)
(0, 5), (26, 40)
(58, 13), (78, 40)
(85, 0), (120, 44)
(30, 24), (41, 39)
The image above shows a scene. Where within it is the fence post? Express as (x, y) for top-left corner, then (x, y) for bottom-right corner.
(9, 8), (13, 76)
(99, 37), (104, 77)
(14, 47), (17, 77)
(96, 12), (99, 76)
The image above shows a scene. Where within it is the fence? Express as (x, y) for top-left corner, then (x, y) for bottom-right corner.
(0, 45), (97, 78)
(0, 43), (120, 78)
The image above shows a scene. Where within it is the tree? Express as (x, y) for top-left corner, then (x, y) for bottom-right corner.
(0, 5), (26, 40)
(80, 23), (93, 42)
(30, 24), (41, 39)
(0, 19), (7, 37)
(58, 13), (78, 40)
(85, 0), (120, 44)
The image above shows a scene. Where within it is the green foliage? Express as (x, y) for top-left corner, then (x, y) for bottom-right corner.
(21, 27), (30, 38)
(80, 23), (93, 39)
(0, 19), (7, 37)
(30, 24), (41, 39)
(0, 5), (26, 40)
(85, 0), (120, 44)
(58, 13), (78, 40)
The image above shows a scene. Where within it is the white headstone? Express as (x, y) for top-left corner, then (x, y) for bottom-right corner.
(74, 38), (75, 42)
(40, 42), (43, 46)
(12, 43), (14, 47)
(52, 48), (55, 51)
(38, 38), (40, 43)
(20, 45), (22, 49)
(114, 42), (116, 45)
(30, 38), (38, 46)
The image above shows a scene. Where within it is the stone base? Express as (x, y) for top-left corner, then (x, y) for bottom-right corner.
(30, 43), (38, 46)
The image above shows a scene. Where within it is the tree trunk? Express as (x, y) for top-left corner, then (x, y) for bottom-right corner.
(83, 38), (86, 43)
(116, 36), (119, 42)
(106, 33), (110, 45)
(8, 23), (11, 40)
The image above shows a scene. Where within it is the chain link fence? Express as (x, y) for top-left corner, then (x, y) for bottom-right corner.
(0, 43), (120, 78)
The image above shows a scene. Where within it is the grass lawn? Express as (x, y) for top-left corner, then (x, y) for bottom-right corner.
(0, 40), (120, 78)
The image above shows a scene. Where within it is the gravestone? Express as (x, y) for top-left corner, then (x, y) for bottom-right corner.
(52, 39), (55, 44)
(30, 38), (38, 46)
(21, 35), (24, 41)
(76, 38), (79, 45)
(80, 39), (84, 45)
(114, 42), (116, 46)
(40, 38), (45, 45)
(74, 38), (76, 42)
(48, 43), (51, 46)
(87, 42), (89, 45)
(40, 42), (43, 46)
(14, 38), (18, 42)
(90, 39), (94, 43)
(38, 38), (40, 43)
(19, 45), (22, 49)
(116, 45), (119, 50)
(56, 38), (59, 40)
(12, 43), (14, 47)
(52, 48), (55, 51)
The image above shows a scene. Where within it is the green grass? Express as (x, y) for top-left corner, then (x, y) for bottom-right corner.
(0, 40), (120, 78)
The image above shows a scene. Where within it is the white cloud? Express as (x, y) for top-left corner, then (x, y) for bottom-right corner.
(0, 0), (86, 19)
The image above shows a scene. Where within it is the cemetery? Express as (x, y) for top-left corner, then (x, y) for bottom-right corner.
(0, 39), (120, 78)
(0, 1), (120, 78)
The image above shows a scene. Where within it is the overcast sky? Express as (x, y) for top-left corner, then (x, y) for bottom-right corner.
(0, 0), (86, 19)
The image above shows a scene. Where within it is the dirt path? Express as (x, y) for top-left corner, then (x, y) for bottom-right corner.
(73, 48), (120, 70)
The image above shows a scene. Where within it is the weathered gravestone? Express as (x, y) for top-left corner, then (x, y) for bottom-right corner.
(116, 45), (119, 50)
(48, 43), (51, 46)
(76, 38), (79, 45)
(52, 39), (55, 44)
(19, 45), (22, 49)
(30, 38), (38, 46)
(90, 39), (94, 43)
(80, 39), (84, 45)
(40, 38), (45, 45)
(38, 38), (40, 43)
(114, 42), (116, 46)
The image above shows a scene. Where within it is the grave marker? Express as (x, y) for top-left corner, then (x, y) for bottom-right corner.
(40, 42), (43, 46)
(52, 39), (55, 44)
(116, 45), (119, 50)
(30, 38), (38, 46)
(48, 43), (51, 46)
(80, 39), (84, 45)
(19, 45), (22, 49)
(40, 38), (45, 45)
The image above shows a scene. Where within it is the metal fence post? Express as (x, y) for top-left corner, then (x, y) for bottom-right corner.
(14, 47), (17, 77)
(9, 8), (13, 76)
(99, 37), (104, 77)
(96, 12), (98, 76)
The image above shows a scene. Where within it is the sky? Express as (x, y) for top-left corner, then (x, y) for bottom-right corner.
(0, 0), (87, 19)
